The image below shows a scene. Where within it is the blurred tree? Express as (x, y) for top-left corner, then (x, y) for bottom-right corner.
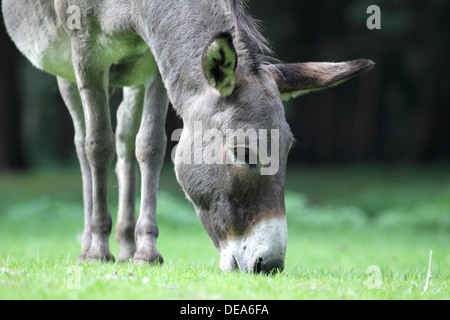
(0, 0), (449, 169)
(249, 0), (450, 164)
(0, 17), (26, 170)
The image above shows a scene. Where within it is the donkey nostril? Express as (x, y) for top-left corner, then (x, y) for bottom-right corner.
(253, 257), (284, 274)
(253, 257), (263, 273)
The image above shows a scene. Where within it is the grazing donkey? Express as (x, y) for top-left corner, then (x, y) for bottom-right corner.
(2, 0), (373, 273)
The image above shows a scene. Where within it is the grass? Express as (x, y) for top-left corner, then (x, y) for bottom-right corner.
(0, 164), (449, 300)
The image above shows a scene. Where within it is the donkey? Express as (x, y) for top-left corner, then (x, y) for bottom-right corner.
(2, 0), (373, 273)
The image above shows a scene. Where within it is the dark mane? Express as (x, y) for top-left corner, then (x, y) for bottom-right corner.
(217, 0), (273, 73)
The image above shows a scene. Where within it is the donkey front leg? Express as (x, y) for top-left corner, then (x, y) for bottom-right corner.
(81, 77), (115, 262)
(71, 56), (115, 262)
(133, 74), (169, 265)
(115, 86), (145, 262)
(57, 77), (93, 261)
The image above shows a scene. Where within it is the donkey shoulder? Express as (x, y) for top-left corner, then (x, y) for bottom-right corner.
(3, 0), (157, 86)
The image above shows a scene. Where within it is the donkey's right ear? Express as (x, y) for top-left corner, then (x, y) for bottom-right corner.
(202, 32), (238, 97)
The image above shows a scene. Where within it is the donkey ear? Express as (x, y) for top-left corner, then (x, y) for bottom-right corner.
(267, 59), (375, 101)
(202, 32), (238, 97)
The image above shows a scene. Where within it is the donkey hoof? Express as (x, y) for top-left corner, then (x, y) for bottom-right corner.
(76, 253), (88, 262)
(133, 249), (164, 266)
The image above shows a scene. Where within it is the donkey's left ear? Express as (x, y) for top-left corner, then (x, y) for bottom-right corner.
(267, 59), (375, 101)
(202, 32), (238, 97)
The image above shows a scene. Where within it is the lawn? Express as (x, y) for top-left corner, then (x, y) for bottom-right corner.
(0, 164), (449, 300)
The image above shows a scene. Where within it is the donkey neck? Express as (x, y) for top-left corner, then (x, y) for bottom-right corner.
(133, 0), (264, 113)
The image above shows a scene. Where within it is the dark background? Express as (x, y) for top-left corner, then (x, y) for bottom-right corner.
(0, 0), (449, 170)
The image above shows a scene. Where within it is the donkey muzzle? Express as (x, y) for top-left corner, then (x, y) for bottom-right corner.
(218, 215), (287, 274)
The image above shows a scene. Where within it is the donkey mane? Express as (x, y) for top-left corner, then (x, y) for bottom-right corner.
(216, 0), (272, 73)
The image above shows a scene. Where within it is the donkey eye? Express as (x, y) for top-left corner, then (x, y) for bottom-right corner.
(232, 147), (257, 169)
(233, 147), (249, 162)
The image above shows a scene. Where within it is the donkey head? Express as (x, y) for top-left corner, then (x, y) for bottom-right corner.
(173, 33), (374, 273)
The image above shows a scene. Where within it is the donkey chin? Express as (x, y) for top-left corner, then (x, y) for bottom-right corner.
(218, 216), (288, 274)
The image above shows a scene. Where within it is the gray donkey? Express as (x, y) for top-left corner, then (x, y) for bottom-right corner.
(2, 0), (373, 273)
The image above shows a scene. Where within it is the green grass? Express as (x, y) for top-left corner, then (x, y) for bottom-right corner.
(0, 164), (449, 299)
